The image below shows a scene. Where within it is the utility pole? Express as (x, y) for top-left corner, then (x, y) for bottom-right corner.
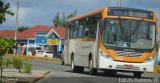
(118, 0), (121, 7)
(14, 0), (19, 55)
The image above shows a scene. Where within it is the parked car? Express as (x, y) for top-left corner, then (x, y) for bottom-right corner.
(36, 50), (44, 57)
(43, 50), (54, 58)
(53, 51), (62, 59)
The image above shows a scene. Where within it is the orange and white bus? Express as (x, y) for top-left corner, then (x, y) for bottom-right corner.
(63, 7), (158, 77)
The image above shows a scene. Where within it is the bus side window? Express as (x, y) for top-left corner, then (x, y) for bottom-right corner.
(70, 23), (76, 38)
(89, 26), (96, 38)
(88, 17), (97, 38)
(84, 28), (89, 36)
(77, 25), (84, 37)
(73, 28), (77, 38)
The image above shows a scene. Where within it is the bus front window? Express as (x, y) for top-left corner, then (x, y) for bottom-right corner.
(102, 18), (155, 49)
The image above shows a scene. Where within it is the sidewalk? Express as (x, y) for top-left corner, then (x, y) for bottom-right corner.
(1, 69), (50, 83)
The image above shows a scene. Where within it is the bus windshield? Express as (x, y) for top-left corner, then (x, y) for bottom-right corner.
(102, 18), (155, 49)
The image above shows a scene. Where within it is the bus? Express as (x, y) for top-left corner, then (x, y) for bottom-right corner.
(63, 7), (158, 77)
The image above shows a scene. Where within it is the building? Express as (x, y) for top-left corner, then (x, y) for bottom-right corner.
(0, 30), (15, 39)
(0, 25), (66, 55)
(46, 27), (66, 52)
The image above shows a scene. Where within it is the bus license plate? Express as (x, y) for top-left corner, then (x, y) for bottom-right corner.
(123, 64), (133, 69)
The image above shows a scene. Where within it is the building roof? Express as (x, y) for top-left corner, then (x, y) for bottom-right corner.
(0, 25), (66, 39)
(0, 30), (15, 39)
(18, 25), (52, 38)
(46, 27), (66, 39)
(53, 27), (66, 38)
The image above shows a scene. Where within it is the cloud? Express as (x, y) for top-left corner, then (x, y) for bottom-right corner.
(0, 6), (32, 30)
(0, 0), (160, 30)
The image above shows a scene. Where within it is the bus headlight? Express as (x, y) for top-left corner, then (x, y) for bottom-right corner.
(144, 56), (155, 63)
(99, 50), (113, 60)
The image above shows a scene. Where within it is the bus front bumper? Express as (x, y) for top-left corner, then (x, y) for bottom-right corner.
(98, 55), (154, 72)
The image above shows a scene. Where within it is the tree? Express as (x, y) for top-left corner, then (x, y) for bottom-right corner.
(17, 26), (29, 32)
(67, 10), (76, 20)
(0, 0), (14, 24)
(0, 37), (15, 79)
(53, 12), (61, 27)
(0, 0), (14, 79)
(52, 11), (77, 27)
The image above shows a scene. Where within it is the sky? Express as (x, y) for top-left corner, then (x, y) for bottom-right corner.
(0, 0), (160, 30)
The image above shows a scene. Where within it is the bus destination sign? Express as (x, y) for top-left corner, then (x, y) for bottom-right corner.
(108, 8), (153, 19)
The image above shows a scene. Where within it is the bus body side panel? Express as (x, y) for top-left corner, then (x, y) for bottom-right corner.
(68, 38), (95, 67)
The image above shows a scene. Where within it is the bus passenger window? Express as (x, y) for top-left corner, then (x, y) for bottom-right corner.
(84, 28), (89, 36)
(73, 29), (77, 37)
(77, 25), (84, 37)
(89, 27), (96, 38)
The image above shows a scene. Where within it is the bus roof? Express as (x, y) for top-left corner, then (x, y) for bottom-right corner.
(67, 7), (155, 22)
(108, 7), (153, 13)
(67, 7), (106, 22)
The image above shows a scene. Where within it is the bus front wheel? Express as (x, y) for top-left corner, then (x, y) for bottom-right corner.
(104, 70), (117, 75)
(133, 72), (142, 78)
(89, 59), (97, 75)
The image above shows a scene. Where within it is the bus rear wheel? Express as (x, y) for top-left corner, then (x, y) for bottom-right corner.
(71, 57), (84, 73)
(89, 59), (97, 75)
(133, 72), (142, 78)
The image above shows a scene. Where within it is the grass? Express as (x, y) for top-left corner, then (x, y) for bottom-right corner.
(4, 54), (61, 63)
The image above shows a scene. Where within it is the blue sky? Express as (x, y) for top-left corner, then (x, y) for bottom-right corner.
(0, 0), (160, 30)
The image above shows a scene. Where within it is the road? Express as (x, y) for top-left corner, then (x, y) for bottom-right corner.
(31, 60), (160, 83)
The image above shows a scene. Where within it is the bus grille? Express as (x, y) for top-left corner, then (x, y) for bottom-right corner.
(116, 65), (140, 70)
(115, 51), (143, 57)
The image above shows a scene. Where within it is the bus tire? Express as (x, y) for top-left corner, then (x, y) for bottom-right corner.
(104, 70), (117, 75)
(71, 56), (79, 72)
(133, 72), (142, 78)
(89, 59), (97, 75)
(78, 66), (84, 73)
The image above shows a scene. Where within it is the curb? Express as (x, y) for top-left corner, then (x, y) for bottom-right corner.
(33, 71), (51, 83)
(16, 71), (51, 83)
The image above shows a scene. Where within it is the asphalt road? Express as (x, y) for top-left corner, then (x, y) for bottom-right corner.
(32, 60), (160, 83)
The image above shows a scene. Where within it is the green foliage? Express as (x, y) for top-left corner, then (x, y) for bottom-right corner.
(5, 58), (11, 68)
(0, 59), (5, 69)
(1, 58), (33, 74)
(52, 11), (76, 27)
(23, 60), (32, 74)
(12, 57), (24, 72)
(53, 12), (61, 27)
(0, 37), (16, 55)
(0, 58), (12, 69)
(67, 11), (76, 20)
(0, 0), (14, 24)
(17, 26), (29, 32)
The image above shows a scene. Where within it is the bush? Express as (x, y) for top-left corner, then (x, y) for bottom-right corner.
(0, 59), (5, 69)
(23, 62), (32, 74)
(12, 57), (24, 72)
(23, 59), (32, 74)
(5, 59), (12, 68)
